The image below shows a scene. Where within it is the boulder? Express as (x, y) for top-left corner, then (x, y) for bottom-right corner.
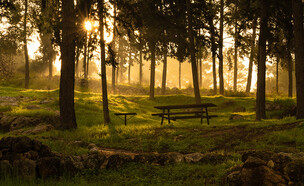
(284, 159), (304, 183)
(184, 153), (204, 163)
(0, 115), (17, 132)
(241, 165), (286, 186)
(83, 151), (106, 170)
(12, 158), (36, 180)
(10, 116), (41, 131)
(11, 136), (33, 153)
(106, 154), (132, 169)
(23, 124), (54, 135)
(37, 157), (62, 179)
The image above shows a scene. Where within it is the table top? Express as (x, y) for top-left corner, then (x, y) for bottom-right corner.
(114, 113), (137, 115)
(154, 103), (216, 110)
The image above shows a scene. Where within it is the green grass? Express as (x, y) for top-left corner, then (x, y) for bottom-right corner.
(0, 85), (304, 184)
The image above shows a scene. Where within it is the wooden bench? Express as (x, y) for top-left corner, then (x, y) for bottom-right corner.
(114, 113), (137, 125)
(152, 103), (217, 125)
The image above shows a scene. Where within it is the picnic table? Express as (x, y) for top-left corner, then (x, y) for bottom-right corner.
(152, 103), (217, 125)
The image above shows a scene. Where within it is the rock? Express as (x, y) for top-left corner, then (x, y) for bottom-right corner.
(87, 143), (98, 150)
(0, 115), (17, 132)
(11, 136), (33, 153)
(227, 171), (242, 186)
(229, 114), (244, 120)
(12, 158), (36, 180)
(84, 151), (106, 170)
(37, 157), (62, 179)
(106, 154), (132, 169)
(241, 165), (286, 186)
(23, 151), (39, 160)
(70, 141), (88, 148)
(24, 124), (54, 135)
(233, 107), (246, 112)
(284, 159), (304, 183)
(0, 160), (12, 178)
(199, 153), (229, 164)
(241, 151), (274, 162)
(184, 153), (204, 163)
(10, 117), (41, 131)
(243, 156), (267, 168)
(165, 152), (184, 164)
(23, 105), (41, 110)
(63, 156), (84, 176)
(267, 160), (275, 168)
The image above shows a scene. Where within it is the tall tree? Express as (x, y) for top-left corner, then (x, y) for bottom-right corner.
(218, 0), (224, 95)
(60, 0), (77, 129)
(256, 0), (268, 120)
(187, 0), (201, 104)
(246, 18), (257, 93)
(24, 0), (29, 89)
(292, 0), (304, 119)
(98, 0), (110, 124)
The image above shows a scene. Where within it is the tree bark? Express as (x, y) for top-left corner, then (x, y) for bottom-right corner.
(83, 32), (88, 79)
(149, 41), (156, 100)
(234, 13), (238, 92)
(246, 18), (257, 93)
(161, 44), (167, 95)
(99, 0), (110, 124)
(208, 0), (217, 94)
(287, 52), (293, 97)
(218, 0), (224, 95)
(199, 58), (202, 88)
(292, 0), (304, 119)
(179, 61), (181, 89)
(187, 0), (201, 104)
(128, 45), (131, 84)
(276, 58), (279, 94)
(60, 0), (77, 129)
(256, 0), (268, 120)
(24, 0), (29, 89)
(139, 48), (143, 86)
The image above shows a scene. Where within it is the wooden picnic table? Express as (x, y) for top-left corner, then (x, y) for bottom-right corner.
(152, 103), (217, 125)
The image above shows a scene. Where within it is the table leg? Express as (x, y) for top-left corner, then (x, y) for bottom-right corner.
(168, 109), (170, 123)
(206, 107), (209, 125)
(125, 115), (127, 126)
(161, 109), (165, 125)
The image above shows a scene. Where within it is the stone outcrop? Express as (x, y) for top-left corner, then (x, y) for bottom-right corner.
(226, 151), (304, 185)
(0, 136), (231, 180)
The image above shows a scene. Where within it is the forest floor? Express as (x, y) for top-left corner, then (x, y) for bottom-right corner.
(0, 85), (303, 185)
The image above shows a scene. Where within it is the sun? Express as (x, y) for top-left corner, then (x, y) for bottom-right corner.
(84, 20), (92, 31)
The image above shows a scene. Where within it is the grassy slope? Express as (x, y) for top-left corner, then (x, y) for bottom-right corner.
(0, 86), (304, 185)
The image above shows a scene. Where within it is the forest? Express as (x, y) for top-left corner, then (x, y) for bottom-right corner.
(0, 0), (304, 185)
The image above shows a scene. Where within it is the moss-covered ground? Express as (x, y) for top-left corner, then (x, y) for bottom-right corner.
(0, 85), (303, 185)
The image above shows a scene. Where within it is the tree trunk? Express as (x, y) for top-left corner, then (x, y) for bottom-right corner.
(292, 0), (304, 119)
(179, 61), (181, 89)
(199, 58), (202, 88)
(99, 0), (110, 124)
(24, 0), (29, 89)
(149, 41), (156, 100)
(139, 48), (143, 86)
(187, 0), (201, 104)
(276, 58), (279, 94)
(256, 0), (268, 120)
(112, 2), (117, 93)
(60, 0), (77, 129)
(218, 0), (224, 95)
(161, 44), (167, 95)
(83, 32), (88, 79)
(208, 0), (217, 94)
(128, 46), (131, 84)
(246, 18), (257, 93)
(287, 52), (293, 97)
(234, 15), (238, 92)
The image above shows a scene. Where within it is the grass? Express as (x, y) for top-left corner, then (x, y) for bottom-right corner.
(0, 85), (303, 185)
